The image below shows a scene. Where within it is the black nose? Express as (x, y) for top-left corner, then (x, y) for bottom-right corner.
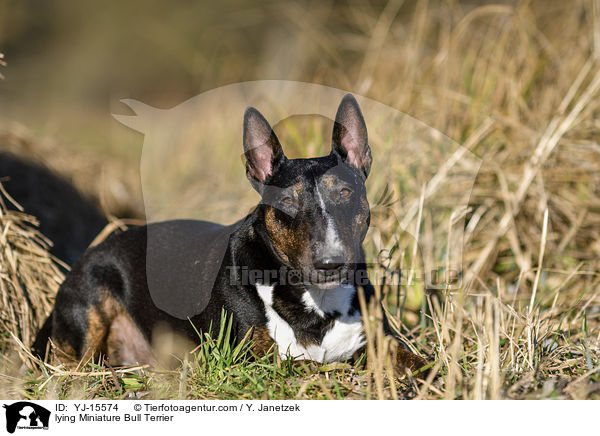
(314, 256), (345, 271)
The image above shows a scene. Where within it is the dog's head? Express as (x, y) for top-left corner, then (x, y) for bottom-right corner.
(243, 94), (372, 289)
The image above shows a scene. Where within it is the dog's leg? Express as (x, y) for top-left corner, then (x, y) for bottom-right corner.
(50, 286), (153, 366)
(106, 312), (154, 366)
(49, 288), (112, 365)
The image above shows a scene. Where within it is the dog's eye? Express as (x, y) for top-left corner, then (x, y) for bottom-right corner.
(282, 196), (294, 205)
(339, 188), (351, 198)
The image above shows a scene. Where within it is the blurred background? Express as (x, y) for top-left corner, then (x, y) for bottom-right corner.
(3, 1), (594, 150)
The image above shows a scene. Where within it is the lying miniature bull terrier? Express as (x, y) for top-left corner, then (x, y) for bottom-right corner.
(33, 94), (427, 374)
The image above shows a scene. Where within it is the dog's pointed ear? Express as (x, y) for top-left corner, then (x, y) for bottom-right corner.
(331, 94), (372, 178)
(243, 107), (285, 187)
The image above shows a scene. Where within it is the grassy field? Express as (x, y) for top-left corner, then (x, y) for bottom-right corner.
(1, 0), (600, 399)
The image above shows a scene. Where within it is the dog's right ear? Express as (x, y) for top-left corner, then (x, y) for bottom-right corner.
(331, 94), (371, 179)
(243, 107), (285, 190)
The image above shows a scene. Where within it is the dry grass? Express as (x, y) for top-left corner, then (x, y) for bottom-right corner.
(0, 0), (599, 399)
(350, 0), (600, 398)
(0, 183), (62, 361)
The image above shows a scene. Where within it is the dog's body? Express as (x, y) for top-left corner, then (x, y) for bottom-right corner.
(33, 95), (426, 372)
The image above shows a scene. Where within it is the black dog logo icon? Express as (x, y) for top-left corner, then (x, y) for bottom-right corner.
(3, 402), (50, 433)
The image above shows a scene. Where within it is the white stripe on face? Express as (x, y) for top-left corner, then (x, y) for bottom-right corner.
(315, 184), (342, 254)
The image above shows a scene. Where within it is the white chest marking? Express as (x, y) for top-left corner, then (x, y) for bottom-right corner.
(255, 284), (365, 362)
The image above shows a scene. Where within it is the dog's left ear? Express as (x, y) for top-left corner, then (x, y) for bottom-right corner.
(331, 94), (372, 178)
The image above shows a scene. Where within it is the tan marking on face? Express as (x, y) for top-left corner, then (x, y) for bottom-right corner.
(360, 196), (368, 210)
(265, 206), (311, 265)
(352, 196), (370, 237)
(321, 175), (337, 189)
(291, 182), (304, 198)
(354, 211), (367, 233)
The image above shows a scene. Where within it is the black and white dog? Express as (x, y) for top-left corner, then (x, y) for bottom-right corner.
(32, 94), (426, 373)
